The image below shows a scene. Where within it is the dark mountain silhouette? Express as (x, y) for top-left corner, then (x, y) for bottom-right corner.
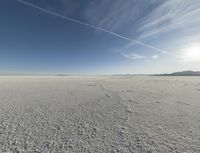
(155, 71), (200, 76)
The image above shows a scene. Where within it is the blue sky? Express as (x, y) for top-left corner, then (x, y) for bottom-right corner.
(0, 0), (200, 74)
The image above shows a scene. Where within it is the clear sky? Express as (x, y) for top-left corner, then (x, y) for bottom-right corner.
(1, 0), (200, 75)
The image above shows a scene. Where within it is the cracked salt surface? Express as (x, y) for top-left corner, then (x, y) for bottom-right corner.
(0, 76), (200, 152)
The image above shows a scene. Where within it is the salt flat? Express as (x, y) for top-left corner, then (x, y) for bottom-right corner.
(0, 76), (200, 153)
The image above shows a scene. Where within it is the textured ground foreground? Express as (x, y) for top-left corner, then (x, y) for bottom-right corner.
(0, 76), (200, 153)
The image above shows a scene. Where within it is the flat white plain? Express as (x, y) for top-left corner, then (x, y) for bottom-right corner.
(0, 76), (200, 152)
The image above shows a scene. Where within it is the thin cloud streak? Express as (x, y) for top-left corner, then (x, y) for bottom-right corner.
(85, 0), (199, 61)
(121, 52), (146, 60)
(15, 0), (175, 57)
(151, 55), (159, 59)
(138, 0), (200, 39)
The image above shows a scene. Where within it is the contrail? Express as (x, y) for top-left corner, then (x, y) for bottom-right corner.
(15, 0), (176, 57)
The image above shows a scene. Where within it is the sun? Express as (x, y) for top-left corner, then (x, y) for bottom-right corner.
(181, 44), (200, 62)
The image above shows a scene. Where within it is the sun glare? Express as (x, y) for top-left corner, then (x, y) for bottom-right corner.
(181, 44), (200, 62)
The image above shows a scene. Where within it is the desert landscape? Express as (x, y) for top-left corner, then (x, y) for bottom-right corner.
(0, 76), (200, 152)
(1, 0), (200, 152)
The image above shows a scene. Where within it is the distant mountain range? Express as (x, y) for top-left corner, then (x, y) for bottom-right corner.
(0, 71), (200, 76)
(155, 71), (200, 76)
(112, 71), (200, 76)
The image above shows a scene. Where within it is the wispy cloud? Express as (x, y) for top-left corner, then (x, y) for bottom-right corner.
(121, 52), (146, 60)
(83, 0), (200, 60)
(138, 0), (200, 39)
(15, 0), (170, 57)
(121, 52), (160, 61)
(16, 0), (200, 61)
(85, 0), (200, 40)
(151, 55), (159, 59)
(84, 0), (158, 32)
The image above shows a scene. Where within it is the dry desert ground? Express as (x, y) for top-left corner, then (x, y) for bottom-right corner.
(0, 76), (200, 152)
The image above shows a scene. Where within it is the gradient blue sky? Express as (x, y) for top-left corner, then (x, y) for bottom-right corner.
(1, 0), (200, 74)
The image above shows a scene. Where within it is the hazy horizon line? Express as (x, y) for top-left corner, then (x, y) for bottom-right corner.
(0, 70), (199, 76)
